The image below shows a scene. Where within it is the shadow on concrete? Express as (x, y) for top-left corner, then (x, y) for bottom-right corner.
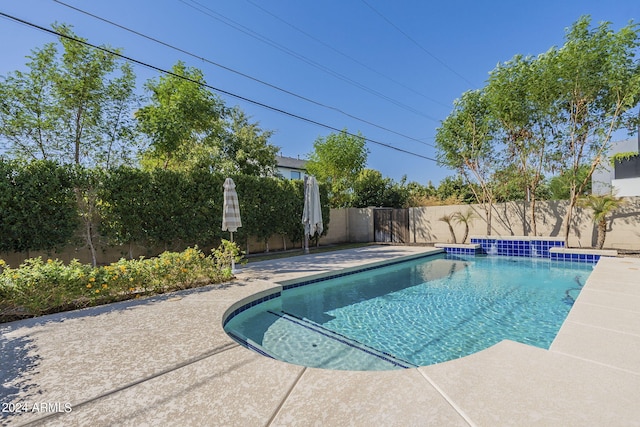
(0, 280), (249, 418)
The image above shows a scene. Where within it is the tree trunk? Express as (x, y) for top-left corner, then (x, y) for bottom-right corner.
(461, 225), (469, 244)
(448, 224), (457, 243)
(530, 197), (537, 236)
(86, 219), (97, 267)
(563, 187), (577, 247)
(485, 206), (492, 236)
(597, 219), (607, 249)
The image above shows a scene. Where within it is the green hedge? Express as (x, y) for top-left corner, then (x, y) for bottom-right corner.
(0, 160), (78, 254)
(0, 162), (329, 256)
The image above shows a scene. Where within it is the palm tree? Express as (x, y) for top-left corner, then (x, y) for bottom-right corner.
(439, 214), (457, 243)
(454, 209), (477, 244)
(578, 194), (625, 249)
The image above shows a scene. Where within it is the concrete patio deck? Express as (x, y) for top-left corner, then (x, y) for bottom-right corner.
(1, 245), (639, 426)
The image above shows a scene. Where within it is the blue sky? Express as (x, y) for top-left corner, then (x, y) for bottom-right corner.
(0, 0), (638, 185)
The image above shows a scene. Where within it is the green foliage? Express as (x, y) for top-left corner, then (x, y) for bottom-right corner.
(438, 16), (640, 241)
(215, 108), (279, 176)
(0, 160), (78, 253)
(0, 161), (331, 257)
(435, 89), (497, 233)
(351, 169), (408, 208)
(0, 245), (237, 321)
(492, 165), (550, 202)
(548, 165), (592, 200)
(610, 151), (639, 166)
(435, 90), (496, 174)
(306, 129), (369, 208)
(136, 64), (278, 175)
(577, 194), (626, 249)
(436, 176), (477, 204)
(99, 166), (153, 251)
(486, 53), (553, 234)
(405, 181), (439, 207)
(136, 61), (226, 169)
(0, 23), (139, 167)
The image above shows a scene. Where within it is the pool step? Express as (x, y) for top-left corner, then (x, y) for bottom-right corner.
(267, 310), (418, 369)
(226, 330), (277, 360)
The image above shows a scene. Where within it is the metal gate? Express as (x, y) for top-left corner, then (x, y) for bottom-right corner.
(373, 208), (409, 243)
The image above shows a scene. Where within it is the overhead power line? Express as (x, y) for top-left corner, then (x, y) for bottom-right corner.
(52, 0), (435, 148)
(244, 0), (451, 110)
(360, 0), (474, 87)
(177, 0), (441, 122)
(0, 11), (439, 163)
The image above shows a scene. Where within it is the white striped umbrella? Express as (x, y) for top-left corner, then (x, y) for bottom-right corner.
(302, 176), (323, 253)
(222, 178), (242, 272)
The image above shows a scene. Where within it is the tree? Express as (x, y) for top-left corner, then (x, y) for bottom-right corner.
(435, 90), (498, 234)
(436, 176), (479, 205)
(578, 194), (625, 249)
(215, 107), (278, 176)
(439, 214), (457, 243)
(0, 24), (139, 167)
(136, 61), (225, 170)
(492, 165), (550, 203)
(486, 54), (556, 234)
(405, 180), (438, 206)
(351, 169), (408, 208)
(454, 209), (476, 244)
(544, 17), (640, 245)
(306, 129), (368, 208)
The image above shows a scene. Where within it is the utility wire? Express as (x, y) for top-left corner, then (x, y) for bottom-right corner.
(53, 0), (435, 148)
(178, 0), (441, 122)
(360, 0), (474, 87)
(0, 11), (438, 163)
(244, 0), (451, 110)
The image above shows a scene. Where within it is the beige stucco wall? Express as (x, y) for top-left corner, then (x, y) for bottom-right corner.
(322, 208), (347, 245)
(407, 197), (640, 249)
(322, 196), (640, 250)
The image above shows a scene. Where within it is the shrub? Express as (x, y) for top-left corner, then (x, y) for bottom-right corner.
(0, 242), (241, 322)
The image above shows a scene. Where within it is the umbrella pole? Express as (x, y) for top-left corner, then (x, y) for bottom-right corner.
(303, 175), (309, 254)
(230, 231), (236, 274)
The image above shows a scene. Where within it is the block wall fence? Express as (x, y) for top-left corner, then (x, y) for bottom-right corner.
(2, 197), (639, 266)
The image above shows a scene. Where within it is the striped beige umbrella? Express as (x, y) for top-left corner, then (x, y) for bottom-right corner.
(222, 178), (241, 272)
(302, 176), (323, 254)
(222, 178), (242, 236)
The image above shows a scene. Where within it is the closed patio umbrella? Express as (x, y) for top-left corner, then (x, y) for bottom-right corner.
(222, 178), (242, 272)
(302, 176), (323, 254)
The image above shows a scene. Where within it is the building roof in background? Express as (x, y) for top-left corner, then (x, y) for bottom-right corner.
(276, 155), (307, 170)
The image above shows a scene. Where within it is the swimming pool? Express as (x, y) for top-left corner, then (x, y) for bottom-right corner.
(224, 254), (592, 371)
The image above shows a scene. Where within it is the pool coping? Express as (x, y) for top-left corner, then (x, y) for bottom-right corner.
(2, 245), (639, 425)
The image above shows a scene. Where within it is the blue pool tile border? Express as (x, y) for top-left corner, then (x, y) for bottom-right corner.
(441, 247), (481, 256)
(550, 252), (602, 263)
(223, 291), (281, 326)
(470, 237), (565, 258)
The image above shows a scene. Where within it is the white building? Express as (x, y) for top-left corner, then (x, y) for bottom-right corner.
(592, 136), (640, 196)
(276, 155), (308, 180)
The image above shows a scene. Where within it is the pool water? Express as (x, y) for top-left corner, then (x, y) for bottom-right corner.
(224, 254), (592, 371)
